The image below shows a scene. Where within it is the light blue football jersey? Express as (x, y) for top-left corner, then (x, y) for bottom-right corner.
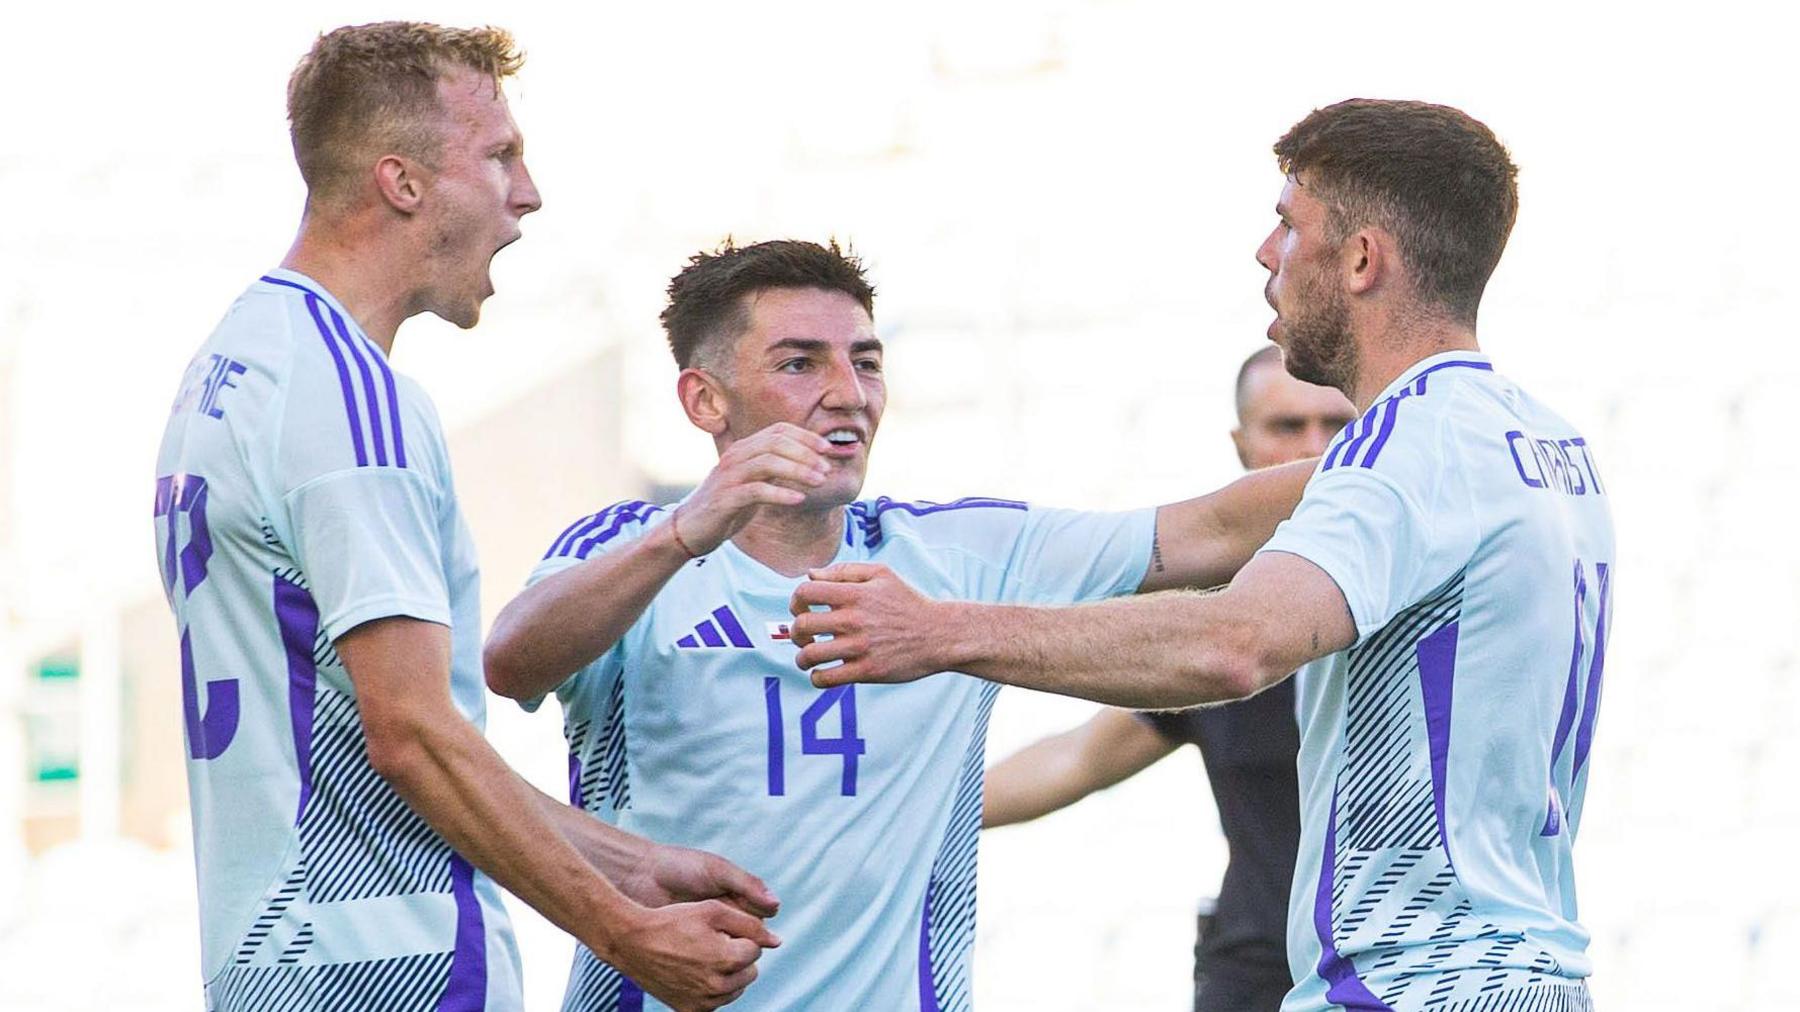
(1260, 352), (1614, 1011)
(526, 497), (1155, 1010)
(153, 270), (521, 1010)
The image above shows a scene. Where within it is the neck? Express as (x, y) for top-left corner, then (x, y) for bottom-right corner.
(1347, 306), (1481, 412)
(281, 211), (418, 354)
(730, 504), (847, 578)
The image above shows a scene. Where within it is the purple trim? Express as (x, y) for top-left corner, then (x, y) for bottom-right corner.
(438, 855), (487, 1012)
(1409, 358), (1493, 395)
(572, 503), (664, 559)
(764, 677), (785, 796)
(326, 305), (389, 467)
(302, 294), (369, 467)
(713, 606), (754, 648)
(1321, 423), (1357, 471)
(567, 752), (583, 807)
(918, 885), (939, 1012)
(695, 621), (726, 648)
(1416, 620), (1461, 870)
(1313, 785), (1390, 1009)
(357, 328), (408, 468)
(853, 496), (1028, 548)
(1325, 405), (1380, 471)
(1357, 390), (1412, 468)
(620, 977), (644, 1011)
(273, 574), (322, 825)
(1571, 562), (1611, 778)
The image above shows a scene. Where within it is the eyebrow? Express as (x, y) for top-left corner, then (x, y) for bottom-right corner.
(766, 338), (884, 355)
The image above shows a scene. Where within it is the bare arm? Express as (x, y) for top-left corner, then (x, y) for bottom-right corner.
(982, 708), (1178, 828)
(1140, 458), (1316, 593)
(486, 423), (833, 701)
(341, 617), (777, 1010)
(791, 550), (1354, 709)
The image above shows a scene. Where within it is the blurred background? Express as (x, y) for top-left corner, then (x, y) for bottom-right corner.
(2, 1), (1796, 1008)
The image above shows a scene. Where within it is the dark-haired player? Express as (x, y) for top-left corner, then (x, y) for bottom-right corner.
(485, 239), (1315, 1010)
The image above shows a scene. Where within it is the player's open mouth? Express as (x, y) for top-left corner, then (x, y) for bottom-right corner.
(822, 427), (864, 456)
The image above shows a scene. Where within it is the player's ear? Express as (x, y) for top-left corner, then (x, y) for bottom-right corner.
(678, 368), (730, 436)
(373, 155), (424, 215)
(1342, 227), (1388, 296)
(1230, 426), (1253, 470)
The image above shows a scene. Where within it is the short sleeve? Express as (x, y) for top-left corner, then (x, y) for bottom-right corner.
(1259, 456), (1477, 644)
(284, 469), (450, 642)
(511, 500), (669, 712)
(999, 507), (1157, 604)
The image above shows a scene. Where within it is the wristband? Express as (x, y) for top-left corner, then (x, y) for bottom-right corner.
(669, 507), (699, 560)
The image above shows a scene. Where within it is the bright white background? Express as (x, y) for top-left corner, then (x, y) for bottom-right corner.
(3, 1), (1797, 1009)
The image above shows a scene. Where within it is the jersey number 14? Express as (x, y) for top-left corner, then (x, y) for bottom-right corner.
(763, 678), (867, 797)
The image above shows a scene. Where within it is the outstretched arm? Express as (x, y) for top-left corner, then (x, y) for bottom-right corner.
(790, 550), (1353, 709)
(983, 708), (1178, 828)
(486, 423), (833, 701)
(1139, 458), (1316, 593)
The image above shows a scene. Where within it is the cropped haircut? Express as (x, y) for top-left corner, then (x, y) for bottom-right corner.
(1233, 345), (1285, 422)
(661, 239), (877, 371)
(287, 22), (523, 206)
(1274, 99), (1518, 325)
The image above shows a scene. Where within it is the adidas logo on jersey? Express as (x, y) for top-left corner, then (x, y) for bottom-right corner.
(676, 606), (755, 649)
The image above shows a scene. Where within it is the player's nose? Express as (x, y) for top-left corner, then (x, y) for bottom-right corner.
(820, 356), (868, 411)
(513, 160), (543, 217)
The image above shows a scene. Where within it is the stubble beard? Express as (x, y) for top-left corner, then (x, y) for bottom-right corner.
(1279, 272), (1358, 400)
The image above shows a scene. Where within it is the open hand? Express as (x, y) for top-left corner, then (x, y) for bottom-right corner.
(788, 563), (954, 687)
(673, 423), (832, 556)
(606, 899), (780, 1011)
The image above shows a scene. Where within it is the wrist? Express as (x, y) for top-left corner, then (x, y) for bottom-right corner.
(932, 600), (982, 672)
(580, 884), (647, 964)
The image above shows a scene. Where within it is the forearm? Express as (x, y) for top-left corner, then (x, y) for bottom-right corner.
(486, 521), (690, 699)
(535, 787), (640, 871)
(942, 591), (1272, 709)
(374, 716), (640, 962)
(1142, 458), (1315, 592)
(982, 731), (1092, 828)
(983, 709), (1175, 827)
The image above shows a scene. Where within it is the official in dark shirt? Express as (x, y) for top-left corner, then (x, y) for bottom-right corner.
(1140, 681), (1301, 1009)
(982, 346), (1355, 1011)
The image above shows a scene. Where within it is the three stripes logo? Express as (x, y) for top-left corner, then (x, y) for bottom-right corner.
(676, 606), (755, 650)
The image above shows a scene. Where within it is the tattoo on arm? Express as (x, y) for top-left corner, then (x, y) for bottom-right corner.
(1151, 530), (1165, 574)
(1311, 630), (1319, 652)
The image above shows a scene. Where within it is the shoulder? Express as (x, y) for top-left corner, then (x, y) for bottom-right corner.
(541, 500), (672, 562)
(1316, 361), (1500, 491)
(848, 495), (1032, 554)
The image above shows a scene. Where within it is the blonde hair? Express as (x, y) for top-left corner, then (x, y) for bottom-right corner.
(287, 22), (523, 206)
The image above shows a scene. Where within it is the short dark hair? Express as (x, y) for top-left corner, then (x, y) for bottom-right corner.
(287, 22), (523, 206)
(1274, 99), (1518, 325)
(660, 239), (877, 370)
(1233, 345), (1284, 421)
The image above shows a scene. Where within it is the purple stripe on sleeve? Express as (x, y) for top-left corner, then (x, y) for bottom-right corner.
(1416, 620), (1461, 869)
(273, 574), (322, 825)
(1333, 402), (1383, 471)
(302, 294), (368, 467)
(713, 606), (754, 648)
(574, 503), (664, 559)
(567, 752), (583, 807)
(438, 855), (487, 1012)
(620, 977), (644, 1011)
(1571, 562), (1611, 778)
(1323, 408), (1375, 471)
(357, 331), (408, 468)
(326, 306), (389, 467)
(546, 510), (605, 560)
(918, 885), (940, 1012)
(1357, 391), (1412, 468)
(1313, 784), (1391, 1009)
